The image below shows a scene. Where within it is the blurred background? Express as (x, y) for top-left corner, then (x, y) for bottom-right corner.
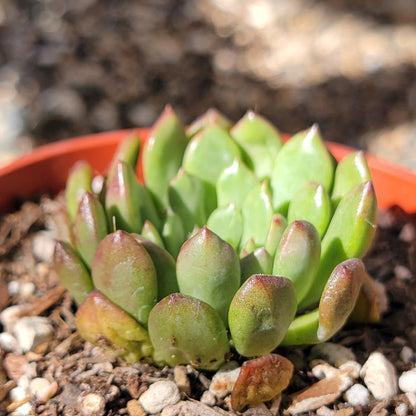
(0, 0), (416, 169)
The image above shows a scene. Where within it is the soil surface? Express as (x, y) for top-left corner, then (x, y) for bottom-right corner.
(0, 197), (416, 415)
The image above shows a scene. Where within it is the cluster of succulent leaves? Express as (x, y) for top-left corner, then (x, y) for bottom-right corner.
(54, 106), (381, 373)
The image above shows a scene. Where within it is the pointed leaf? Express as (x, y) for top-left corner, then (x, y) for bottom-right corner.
(240, 247), (273, 284)
(108, 133), (141, 178)
(92, 230), (157, 327)
(231, 111), (283, 179)
(65, 160), (92, 220)
(76, 290), (153, 363)
(317, 258), (365, 341)
(183, 124), (241, 189)
(142, 106), (188, 212)
(168, 169), (216, 233)
(273, 220), (321, 305)
(228, 275), (297, 357)
(216, 158), (259, 209)
(186, 108), (232, 138)
(288, 181), (332, 237)
(241, 180), (273, 249)
(53, 240), (93, 305)
(141, 220), (165, 248)
(161, 207), (186, 258)
(271, 125), (334, 214)
(176, 226), (240, 324)
(148, 293), (229, 370)
(331, 151), (372, 208)
(265, 213), (287, 256)
(206, 203), (243, 249)
(73, 192), (108, 269)
(301, 181), (377, 308)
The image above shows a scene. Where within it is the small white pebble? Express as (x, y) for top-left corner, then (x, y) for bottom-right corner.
(316, 405), (335, 416)
(200, 390), (217, 406)
(0, 331), (19, 352)
(405, 392), (416, 408)
(339, 360), (362, 379)
(79, 393), (106, 416)
(394, 265), (412, 281)
(0, 305), (26, 333)
(139, 380), (181, 414)
(92, 175), (105, 194)
(400, 346), (414, 364)
(30, 377), (51, 398)
(32, 231), (56, 263)
(399, 368), (416, 393)
(13, 316), (54, 352)
(396, 402), (408, 416)
(309, 343), (356, 367)
(8, 280), (20, 296)
(19, 282), (36, 297)
(209, 361), (241, 398)
(399, 223), (416, 242)
(344, 383), (370, 407)
(360, 352), (398, 400)
(311, 362), (339, 379)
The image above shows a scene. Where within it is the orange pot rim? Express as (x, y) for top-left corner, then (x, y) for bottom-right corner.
(0, 128), (415, 214)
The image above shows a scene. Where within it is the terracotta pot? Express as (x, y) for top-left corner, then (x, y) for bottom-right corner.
(0, 129), (415, 214)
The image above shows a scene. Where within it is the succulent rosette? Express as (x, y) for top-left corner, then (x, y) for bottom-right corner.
(53, 106), (383, 409)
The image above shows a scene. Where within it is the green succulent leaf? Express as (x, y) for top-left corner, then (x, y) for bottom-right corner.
(142, 105), (188, 213)
(133, 235), (179, 300)
(231, 111), (283, 179)
(53, 240), (94, 305)
(270, 125), (335, 214)
(331, 150), (372, 208)
(108, 133), (141, 178)
(228, 274), (297, 357)
(265, 213), (287, 256)
(65, 160), (92, 220)
(186, 108), (232, 138)
(182, 124), (241, 189)
(280, 309), (320, 346)
(73, 192), (108, 269)
(161, 207), (187, 258)
(206, 203), (243, 249)
(141, 220), (165, 248)
(301, 180), (377, 308)
(273, 220), (321, 305)
(240, 247), (273, 284)
(168, 169), (217, 234)
(241, 180), (273, 250)
(176, 226), (241, 324)
(216, 158), (259, 209)
(76, 290), (153, 363)
(148, 293), (229, 370)
(317, 258), (365, 341)
(287, 181), (332, 237)
(92, 230), (158, 327)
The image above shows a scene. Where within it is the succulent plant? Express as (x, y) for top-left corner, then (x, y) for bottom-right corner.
(53, 106), (383, 410)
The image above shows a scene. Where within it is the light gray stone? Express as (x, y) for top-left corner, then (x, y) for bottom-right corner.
(309, 343), (356, 367)
(360, 352), (398, 400)
(0, 331), (19, 352)
(399, 368), (416, 393)
(13, 316), (54, 352)
(209, 361), (241, 398)
(344, 383), (370, 407)
(79, 393), (106, 416)
(139, 380), (181, 414)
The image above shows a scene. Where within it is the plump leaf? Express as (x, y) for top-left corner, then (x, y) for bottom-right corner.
(141, 220), (165, 248)
(273, 220), (321, 305)
(76, 290), (152, 363)
(53, 240), (93, 305)
(288, 181), (332, 237)
(107, 133), (141, 178)
(216, 158), (259, 209)
(161, 207), (186, 258)
(176, 226), (240, 324)
(142, 105), (188, 212)
(65, 160), (92, 220)
(231, 111), (283, 179)
(186, 108), (232, 138)
(148, 293), (229, 370)
(73, 192), (108, 269)
(301, 181), (377, 308)
(331, 150), (372, 208)
(317, 258), (365, 341)
(168, 169), (217, 233)
(265, 213), (287, 256)
(206, 203), (243, 249)
(270, 125), (334, 214)
(240, 247), (273, 284)
(183, 125), (241, 189)
(280, 309), (320, 346)
(92, 230), (157, 327)
(228, 275), (297, 357)
(241, 180), (273, 250)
